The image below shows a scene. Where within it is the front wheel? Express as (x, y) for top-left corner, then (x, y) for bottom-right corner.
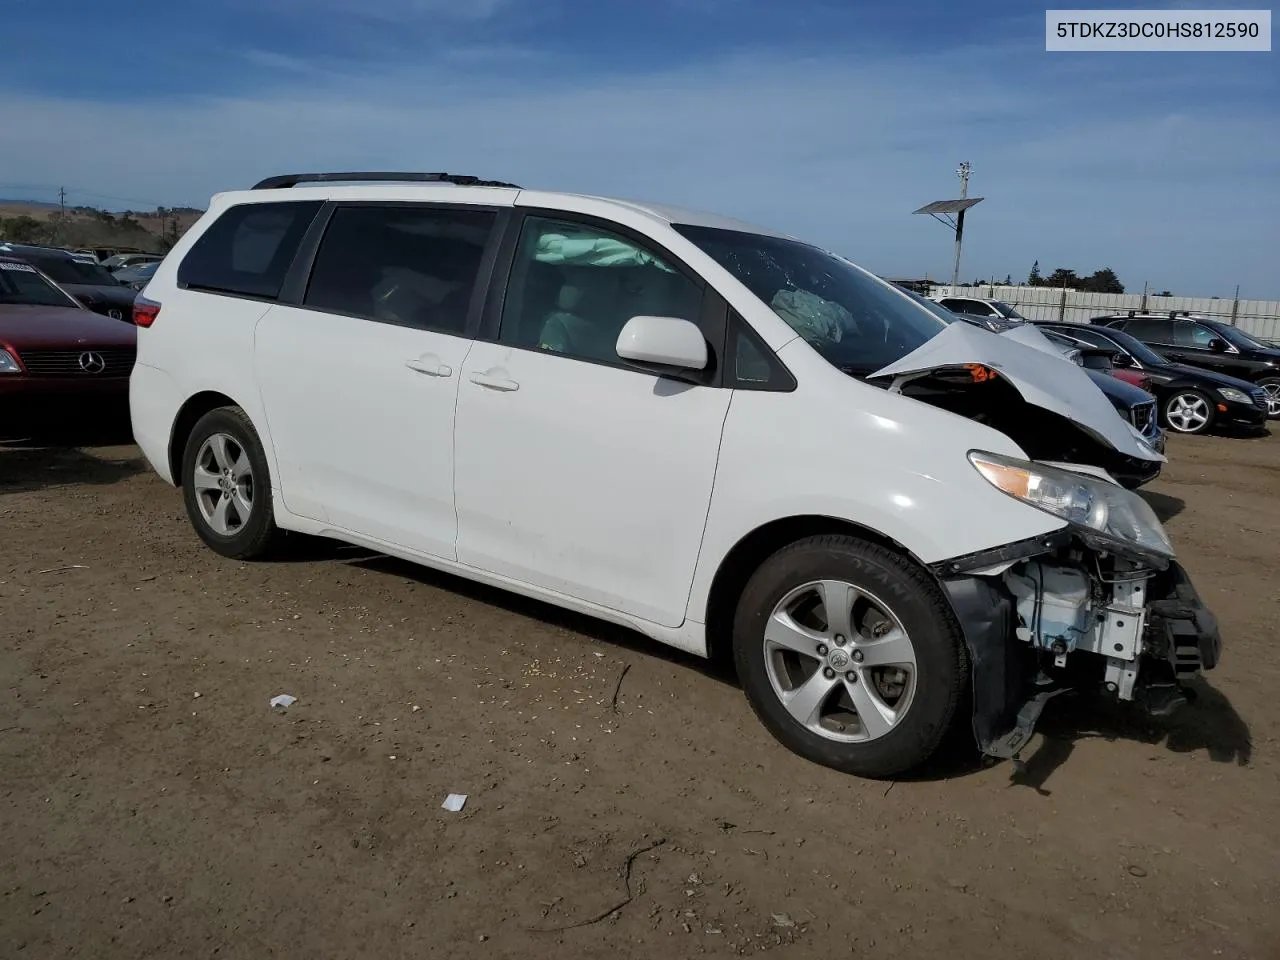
(1163, 390), (1215, 435)
(1257, 377), (1280, 420)
(732, 535), (969, 779)
(181, 406), (280, 560)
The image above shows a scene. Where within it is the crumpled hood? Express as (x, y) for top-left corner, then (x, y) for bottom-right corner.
(872, 320), (1163, 462)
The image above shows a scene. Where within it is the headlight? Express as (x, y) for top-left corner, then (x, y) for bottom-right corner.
(969, 451), (1173, 562)
(0, 349), (20, 374)
(1218, 387), (1252, 404)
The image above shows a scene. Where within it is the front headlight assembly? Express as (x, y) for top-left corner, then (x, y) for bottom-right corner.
(0, 349), (20, 374)
(1217, 386), (1252, 405)
(969, 451), (1173, 564)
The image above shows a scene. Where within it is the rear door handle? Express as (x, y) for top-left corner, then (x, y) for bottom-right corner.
(469, 371), (520, 392)
(406, 356), (453, 377)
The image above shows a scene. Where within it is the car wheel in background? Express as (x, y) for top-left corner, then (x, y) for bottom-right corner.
(181, 406), (280, 560)
(1257, 377), (1280, 419)
(732, 535), (968, 779)
(1163, 390), (1215, 435)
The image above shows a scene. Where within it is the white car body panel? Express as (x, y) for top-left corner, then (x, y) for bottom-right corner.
(683, 338), (1068, 623)
(253, 304), (474, 559)
(454, 340), (732, 628)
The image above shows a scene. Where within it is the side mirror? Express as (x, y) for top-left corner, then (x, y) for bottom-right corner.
(1207, 337), (1228, 353)
(1111, 352), (1134, 368)
(615, 315), (708, 371)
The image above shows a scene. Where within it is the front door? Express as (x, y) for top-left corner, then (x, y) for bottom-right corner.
(1170, 319), (1249, 378)
(255, 202), (499, 559)
(452, 214), (731, 627)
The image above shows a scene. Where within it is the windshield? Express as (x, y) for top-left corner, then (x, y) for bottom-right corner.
(673, 225), (946, 375)
(990, 300), (1026, 320)
(119, 261), (160, 281)
(0, 261), (80, 307)
(1211, 321), (1271, 351)
(26, 255), (119, 286)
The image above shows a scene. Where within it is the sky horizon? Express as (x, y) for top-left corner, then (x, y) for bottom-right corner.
(2, 0), (1277, 298)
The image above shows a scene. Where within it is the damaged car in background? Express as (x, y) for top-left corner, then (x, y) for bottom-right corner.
(132, 176), (1220, 780)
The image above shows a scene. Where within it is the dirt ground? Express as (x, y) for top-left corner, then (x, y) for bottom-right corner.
(2, 426), (1278, 960)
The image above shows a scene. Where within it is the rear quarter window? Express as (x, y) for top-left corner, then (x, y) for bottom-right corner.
(178, 201), (322, 299)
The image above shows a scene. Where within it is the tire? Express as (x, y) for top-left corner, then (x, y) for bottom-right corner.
(732, 535), (969, 779)
(1162, 390), (1215, 435)
(180, 406), (280, 560)
(1257, 377), (1280, 420)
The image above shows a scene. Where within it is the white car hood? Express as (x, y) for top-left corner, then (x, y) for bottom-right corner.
(872, 321), (1163, 462)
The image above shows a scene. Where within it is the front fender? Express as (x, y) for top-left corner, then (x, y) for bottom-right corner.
(685, 360), (1067, 622)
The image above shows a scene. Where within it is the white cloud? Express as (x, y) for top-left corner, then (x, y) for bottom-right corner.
(1, 49), (1276, 296)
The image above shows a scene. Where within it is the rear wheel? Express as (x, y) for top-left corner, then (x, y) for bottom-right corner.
(1163, 390), (1214, 435)
(1257, 377), (1280, 420)
(732, 535), (968, 778)
(181, 406), (280, 560)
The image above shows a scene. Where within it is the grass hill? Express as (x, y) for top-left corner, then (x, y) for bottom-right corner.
(0, 200), (204, 255)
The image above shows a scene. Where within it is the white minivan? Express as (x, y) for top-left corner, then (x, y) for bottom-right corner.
(129, 172), (1221, 778)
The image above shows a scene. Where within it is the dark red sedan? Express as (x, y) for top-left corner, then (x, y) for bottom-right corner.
(0, 256), (136, 433)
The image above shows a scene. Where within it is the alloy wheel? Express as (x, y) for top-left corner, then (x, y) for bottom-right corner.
(191, 433), (254, 535)
(763, 580), (917, 742)
(1261, 381), (1280, 418)
(1165, 393), (1211, 433)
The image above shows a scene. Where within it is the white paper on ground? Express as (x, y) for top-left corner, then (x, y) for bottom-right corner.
(269, 694), (297, 708)
(442, 793), (467, 812)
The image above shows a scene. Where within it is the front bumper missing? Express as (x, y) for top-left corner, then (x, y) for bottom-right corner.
(941, 557), (1222, 761)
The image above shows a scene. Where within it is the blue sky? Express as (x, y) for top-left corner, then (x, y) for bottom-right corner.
(1, 0), (1277, 296)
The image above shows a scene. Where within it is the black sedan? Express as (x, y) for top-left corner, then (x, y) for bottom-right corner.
(0, 243), (137, 322)
(1036, 321), (1268, 435)
(1090, 312), (1280, 419)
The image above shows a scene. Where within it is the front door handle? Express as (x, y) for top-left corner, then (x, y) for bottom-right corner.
(469, 371), (520, 392)
(406, 356), (452, 377)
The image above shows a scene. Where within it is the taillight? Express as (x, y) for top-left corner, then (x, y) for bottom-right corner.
(133, 296), (161, 328)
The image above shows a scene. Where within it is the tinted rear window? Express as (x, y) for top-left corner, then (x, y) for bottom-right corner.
(304, 204), (496, 333)
(178, 201), (322, 299)
(1122, 317), (1175, 342)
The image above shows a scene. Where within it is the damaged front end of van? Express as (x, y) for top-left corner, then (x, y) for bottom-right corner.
(873, 322), (1222, 761)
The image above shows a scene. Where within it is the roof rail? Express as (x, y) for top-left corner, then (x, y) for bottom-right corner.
(251, 171), (521, 190)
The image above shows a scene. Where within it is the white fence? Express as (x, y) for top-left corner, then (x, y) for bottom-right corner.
(929, 285), (1280, 341)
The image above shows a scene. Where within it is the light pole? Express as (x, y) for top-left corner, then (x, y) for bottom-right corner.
(951, 162), (971, 288)
(912, 163), (983, 293)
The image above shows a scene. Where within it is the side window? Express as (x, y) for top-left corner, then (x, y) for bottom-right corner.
(727, 316), (795, 391)
(1124, 317), (1174, 342)
(498, 216), (703, 365)
(304, 205), (495, 333)
(735, 329), (773, 383)
(178, 201), (322, 299)
(1177, 322), (1218, 348)
(944, 299), (990, 317)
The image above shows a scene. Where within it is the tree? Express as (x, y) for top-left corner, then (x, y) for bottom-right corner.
(1082, 267), (1124, 294)
(1154, 290), (1173, 297)
(1027, 260), (1042, 286)
(1044, 267), (1081, 289)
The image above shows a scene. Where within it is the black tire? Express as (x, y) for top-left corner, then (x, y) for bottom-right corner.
(180, 406), (280, 560)
(1161, 389), (1215, 435)
(732, 535), (969, 779)
(1257, 377), (1280, 420)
